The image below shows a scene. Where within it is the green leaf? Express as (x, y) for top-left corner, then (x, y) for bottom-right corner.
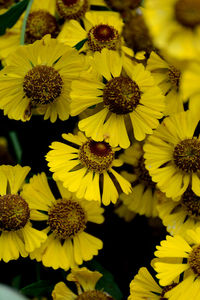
(73, 38), (88, 51)
(86, 260), (123, 300)
(0, 0), (30, 36)
(20, 280), (54, 297)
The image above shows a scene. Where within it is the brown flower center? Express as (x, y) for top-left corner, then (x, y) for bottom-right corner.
(79, 140), (114, 173)
(160, 283), (178, 299)
(188, 245), (200, 275)
(25, 10), (59, 44)
(168, 65), (181, 89)
(173, 139), (200, 172)
(48, 199), (87, 239)
(135, 156), (155, 187)
(104, 0), (141, 11)
(88, 24), (120, 52)
(56, 0), (89, 20)
(0, 194), (30, 231)
(76, 290), (114, 300)
(0, 0), (14, 9)
(23, 65), (63, 105)
(175, 0), (200, 28)
(103, 76), (141, 114)
(181, 188), (200, 218)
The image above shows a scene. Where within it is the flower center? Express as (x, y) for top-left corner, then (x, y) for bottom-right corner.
(135, 157), (156, 187)
(160, 283), (178, 299)
(25, 10), (59, 44)
(56, 0), (89, 20)
(23, 65), (63, 105)
(188, 245), (200, 275)
(76, 290), (114, 300)
(104, 0), (141, 11)
(173, 139), (200, 172)
(181, 188), (200, 218)
(175, 0), (200, 28)
(0, 194), (30, 231)
(168, 65), (181, 89)
(88, 24), (120, 52)
(103, 76), (141, 114)
(48, 199), (87, 239)
(0, 0), (14, 9)
(79, 140), (114, 173)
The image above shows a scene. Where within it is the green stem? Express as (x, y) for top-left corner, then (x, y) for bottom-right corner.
(9, 131), (22, 164)
(20, 0), (34, 45)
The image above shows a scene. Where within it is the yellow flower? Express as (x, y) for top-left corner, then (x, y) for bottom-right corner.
(46, 131), (132, 206)
(0, 164), (47, 262)
(146, 51), (184, 116)
(153, 227), (200, 299)
(144, 111), (200, 199)
(119, 142), (159, 218)
(70, 49), (165, 148)
(21, 172), (104, 270)
(157, 188), (200, 238)
(143, 0), (200, 60)
(114, 202), (136, 222)
(57, 10), (133, 56)
(52, 267), (114, 299)
(128, 267), (178, 300)
(0, 35), (86, 122)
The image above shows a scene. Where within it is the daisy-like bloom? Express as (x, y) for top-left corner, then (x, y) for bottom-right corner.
(144, 110), (200, 199)
(144, 0), (200, 60)
(104, 0), (141, 12)
(157, 188), (200, 237)
(114, 202), (136, 222)
(0, 0), (58, 62)
(153, 227), (200, 299)
(119, 142), (159, 218)
(21, 173), (104, 270)
(52, 267), (115, 299)
(0, 35), (86, 122)
(70, 49), (165, 148)
(0, 164), (47, 262)
(57, 10), (133, 56)
(146, 51), (184, 116)
(46, 131), (132, 206)
(128, 267), (178, 299)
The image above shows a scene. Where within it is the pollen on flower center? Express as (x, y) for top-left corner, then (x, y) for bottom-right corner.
(0, 194), (30, 231)
(173, 139), (200, 172)
(181, 188), (200, 218)
(76, 290), (114, 300)
(188, 245), (200, 276)
(168, 65), (181, 89)
(135, 157), (155, 187)
(48, 199), (87, 239)
(0, 0), (14, 9)
(160, 283), (178, 299)
(56, 0), (89, 20)
(79, 140), (114, 173)
(103, 76), (141, 114)
(104, 0), (141, 11)
(23, 65), (63, 105)
(175, 0), (200, 28)
(88, 24), (120, 52)
(25, 10), (59, 44)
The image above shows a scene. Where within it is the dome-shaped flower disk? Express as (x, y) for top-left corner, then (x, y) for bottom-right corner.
(0, 165), (47, 263)
(21, 173), (104, 270)
(144, 110), (200, 199)
(153, 227), (200, 299)
(0, 35), (86, 122)
(46, 131), (132, 206)
(144, 0), (200, 60)
(70, 49), (165, 148)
